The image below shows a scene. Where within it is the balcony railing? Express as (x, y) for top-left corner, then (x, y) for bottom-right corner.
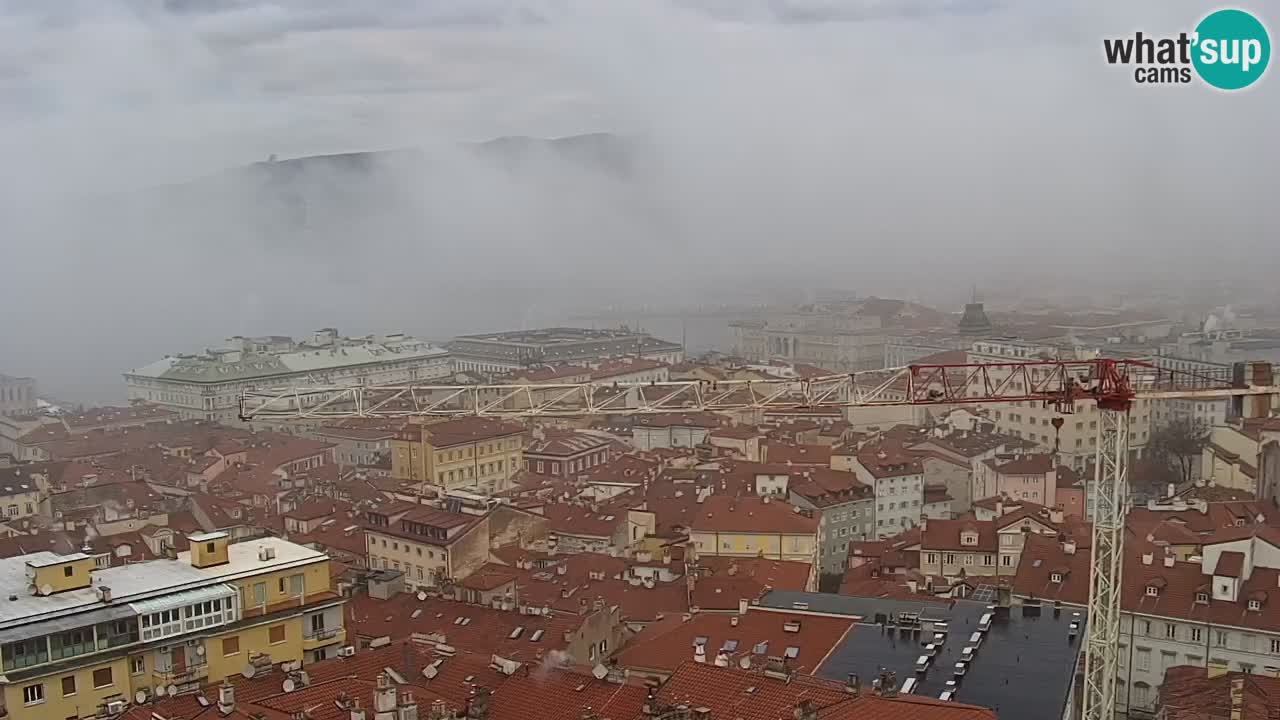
(304, 628), (340, 642)
(154, 662), (208, 684)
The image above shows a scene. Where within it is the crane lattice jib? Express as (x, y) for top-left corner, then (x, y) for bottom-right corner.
(238, 358), (1270, 421)
(238, 357), (1276, 720)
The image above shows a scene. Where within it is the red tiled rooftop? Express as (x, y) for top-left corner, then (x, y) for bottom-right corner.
(614, 608), (855, 676)
(690, 495), (819, 535)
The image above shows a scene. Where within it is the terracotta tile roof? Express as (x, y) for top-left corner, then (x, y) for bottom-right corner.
(1159, 665), (1280, 720)
(690, 495), (819, 535)
(921, 519), (997, 553)
(614, 609), (855, 676)
(458, 563), (521, 591)
(507, 553), (689, 622)
(524, 429), (612, 457)
(542, 503), (624, 538)
(285, 498), (351, 521)
(991, 453), (1055, 475)
(488, 667), (649, 720)
(1014, 530), (1280, 632)
(656, 661), (997, 720)
(408, 418), (525, 448)
(762, 442), (832, 466)
(590, 357), (668, 380)
(1213, 551), (1245, 577)
(855, 447), (923, 478)
(695, 557), (812, 593)
(346, 595), (587, 661)
(709, 426), (764, 441)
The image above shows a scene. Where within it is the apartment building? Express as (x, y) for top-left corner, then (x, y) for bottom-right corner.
(390, 418), (525, 495)
(522, 428), (613, 477)
(848, 449), (924, 536)
(972, 453), (1060, 507)
(0, 533), (345, 720)
(1014, 525), (1280, 717)
(786, 470), (876, 575)
(125, 329), (451, 424)
(688, 496), (819, 564)
(969, 339), (1154, 468)
(364, 502), (548, 591)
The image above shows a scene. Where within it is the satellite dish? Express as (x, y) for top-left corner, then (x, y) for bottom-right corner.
(135, 691), (148, 704)
(592, 664), (609, 680)
(422, 665), (439, 680)
(416, 591), (427, 601)
(196, 645), (206, 656)
(167, 685), (177, 698)
(283, 678), (296, 693)
(243, 664), (257, 679)
(39, 584), (53, 597)
(738, 656), (751, 670)
(155, 685), (167, 697)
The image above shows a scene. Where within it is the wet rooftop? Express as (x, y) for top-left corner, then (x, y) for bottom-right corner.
(761, 591), (1086, 718)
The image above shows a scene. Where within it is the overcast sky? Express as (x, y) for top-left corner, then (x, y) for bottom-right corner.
(0, 1), (1276, 402)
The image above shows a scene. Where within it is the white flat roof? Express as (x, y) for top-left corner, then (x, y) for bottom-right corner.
(0, 538), (324, 631)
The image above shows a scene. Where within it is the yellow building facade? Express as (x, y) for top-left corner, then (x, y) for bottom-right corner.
(0, 533), (346, 720)
(391, 418), (524, 495)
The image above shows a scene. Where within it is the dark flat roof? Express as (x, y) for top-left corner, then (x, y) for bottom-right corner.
(761, 591), (1086, 718)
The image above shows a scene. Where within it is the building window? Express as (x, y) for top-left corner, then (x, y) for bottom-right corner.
(1195, 592), (1208, 604)
(131, 656), (145, 675)
(1165, 623), (1176, 639)
(1050, 573), (1063, 583)
(269, 625), (286, 644)
(22, 683), (43, 705)
(92, 667), (113, 689)
(61, 676), (76, 697)
(223, 637), (240, 656)
(1214, 631), (1228, 648)
(1135, 648), (1151, 671)
(927, 553), (938, 564)
(1191, 627), (1203, 643)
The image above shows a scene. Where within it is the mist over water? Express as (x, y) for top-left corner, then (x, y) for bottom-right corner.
(0, 0), (1276, 403)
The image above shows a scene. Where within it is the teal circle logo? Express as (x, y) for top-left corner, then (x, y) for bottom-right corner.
(1192, 9), (1270, 90)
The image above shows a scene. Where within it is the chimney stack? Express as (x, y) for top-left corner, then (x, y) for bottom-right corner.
(397, 691), (419, 720)
(465, 688), (492, 720)
(217, 680), (235, 716)
(375, 673), (398, 716)
(1230, 676), (1245, 720)
(793, 700), (818, 720)
(845, 674), (860, 695)
(350, 699), (367, 720)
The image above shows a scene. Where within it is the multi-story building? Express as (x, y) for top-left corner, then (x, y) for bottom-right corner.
(124, 329), (451, 424)
(848, 449), (924, 536)
(0, 374), (37, 417)
(0, 532), (345, 720)
(390, 418), (525, 495)
(363, 502), (548, 591)
(522, 428), (613, 477)
(972, 453), (1061, 507)
(1014, 521), (1280, 717)
(688, 496), (819, 564)
(313, 421), (401, 468)
(787, 470), (875, 575)
(448, 328), (683, 374)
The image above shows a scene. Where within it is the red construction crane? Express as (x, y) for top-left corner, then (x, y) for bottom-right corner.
(240, 357), (1276, 720)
